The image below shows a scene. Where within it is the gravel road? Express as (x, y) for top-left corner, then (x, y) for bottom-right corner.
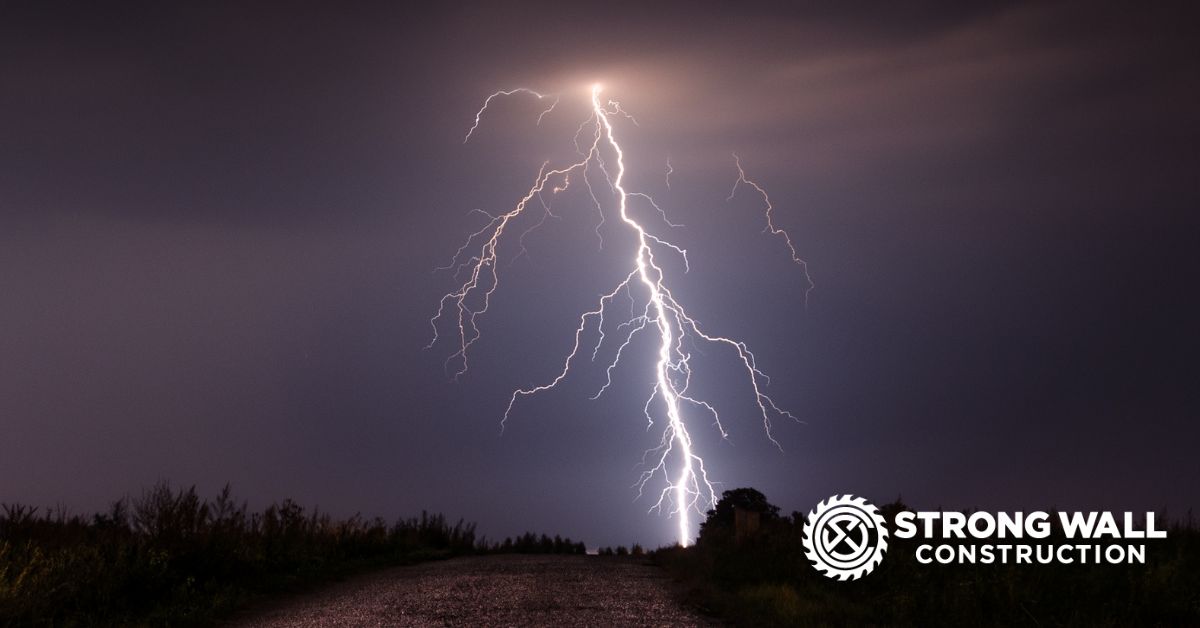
(229, 554), (717, 627)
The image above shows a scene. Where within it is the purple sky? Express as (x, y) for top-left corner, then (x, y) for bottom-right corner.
(2, 1), (1198, 548)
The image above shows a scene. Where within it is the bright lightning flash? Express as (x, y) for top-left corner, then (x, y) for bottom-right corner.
(429, 84), (807, 546)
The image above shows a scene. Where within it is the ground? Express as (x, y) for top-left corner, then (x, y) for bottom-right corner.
(229, 554), (716, 627)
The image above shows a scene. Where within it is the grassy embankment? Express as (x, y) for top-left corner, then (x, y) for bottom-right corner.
(0, 483), (583, 627)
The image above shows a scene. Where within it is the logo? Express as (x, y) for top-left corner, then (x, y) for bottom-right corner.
(803, 494), (889, 580)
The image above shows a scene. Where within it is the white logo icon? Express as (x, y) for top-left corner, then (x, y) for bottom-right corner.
(803, 494), (889, 580)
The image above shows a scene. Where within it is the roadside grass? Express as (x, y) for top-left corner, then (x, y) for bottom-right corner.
(0, 483), (582, 627)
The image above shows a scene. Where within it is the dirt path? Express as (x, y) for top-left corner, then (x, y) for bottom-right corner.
(229, 554), (716, 627)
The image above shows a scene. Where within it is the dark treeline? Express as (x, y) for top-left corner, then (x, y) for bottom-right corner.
(0, 483), (581, 627)
(487, 532), (586, 555)
(655, 488), (1200, 627)
(595, 544), (644, 556)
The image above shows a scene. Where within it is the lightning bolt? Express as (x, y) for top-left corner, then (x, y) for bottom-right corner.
(463, 88), (559, 143)
(728, 154), (815, 305)
(429, 84), (807, 546)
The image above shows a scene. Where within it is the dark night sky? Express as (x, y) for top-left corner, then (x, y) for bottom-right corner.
(2, 1), (1198, 548)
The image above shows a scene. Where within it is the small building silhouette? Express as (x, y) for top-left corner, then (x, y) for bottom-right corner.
(733, 505), (761, 543)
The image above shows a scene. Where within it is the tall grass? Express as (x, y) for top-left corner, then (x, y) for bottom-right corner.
(0, 483), (484, 626)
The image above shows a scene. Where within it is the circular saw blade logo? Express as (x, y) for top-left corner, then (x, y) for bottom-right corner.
(803, 494), (889, 580)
